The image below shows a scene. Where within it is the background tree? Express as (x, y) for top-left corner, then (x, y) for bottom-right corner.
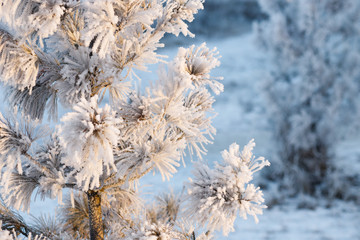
(0, 0), (269, 239)
(255, 0), (360, 197)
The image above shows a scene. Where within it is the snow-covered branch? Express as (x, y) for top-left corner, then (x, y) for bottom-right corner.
(186, 140), (270, 235)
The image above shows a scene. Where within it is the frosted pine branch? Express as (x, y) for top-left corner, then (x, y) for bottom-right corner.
(59, 96), (121, 191)
(0, 30), (39, 91)
(186, 140), (270, 236)
(0, 224), (45, 240)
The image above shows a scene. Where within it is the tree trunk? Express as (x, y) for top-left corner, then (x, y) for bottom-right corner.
(87, 190), (104, 240)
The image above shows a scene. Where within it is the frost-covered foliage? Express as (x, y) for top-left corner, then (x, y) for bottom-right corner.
(59, 96), (121, 191)
(108, 192), (215, 240)
(123, 221), (181, 240)
(0, 0), (268, 239)
(187, 140), (270, 235)
(0, 221), (45, 240)
(0, 30), (39, 91)
(255, 0), (360, 195)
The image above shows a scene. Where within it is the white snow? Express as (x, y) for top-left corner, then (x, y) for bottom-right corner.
(224, 201), (360, 240)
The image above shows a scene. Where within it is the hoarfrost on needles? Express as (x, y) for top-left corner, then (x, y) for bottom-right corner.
(187, 140), (270, 235)
(59, 96), (121, 190)
(173, 43), (223, 95)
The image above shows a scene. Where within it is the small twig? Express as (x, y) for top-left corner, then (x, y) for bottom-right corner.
(101, 166), (153, 192)
(22, 152), (53, 176)
(64, 183), (77, 189)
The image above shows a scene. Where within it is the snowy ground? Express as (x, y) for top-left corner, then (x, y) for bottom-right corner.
(1, 32), (359, 239)
(227, 201), (360, 240)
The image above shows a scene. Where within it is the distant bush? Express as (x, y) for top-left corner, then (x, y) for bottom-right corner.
(255, 0), (360, 199)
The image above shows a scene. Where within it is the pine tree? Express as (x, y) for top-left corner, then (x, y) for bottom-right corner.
(255, 0), (360, 196)
(0, 0), (269, 239)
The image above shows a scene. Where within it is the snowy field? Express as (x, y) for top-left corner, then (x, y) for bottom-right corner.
(1, 31), (359, 239)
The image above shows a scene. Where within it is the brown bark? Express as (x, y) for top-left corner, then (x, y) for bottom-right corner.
(87, 190), (104, 240)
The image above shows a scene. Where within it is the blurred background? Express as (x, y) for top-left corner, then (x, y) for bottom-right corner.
(2, 0), (359, 239)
